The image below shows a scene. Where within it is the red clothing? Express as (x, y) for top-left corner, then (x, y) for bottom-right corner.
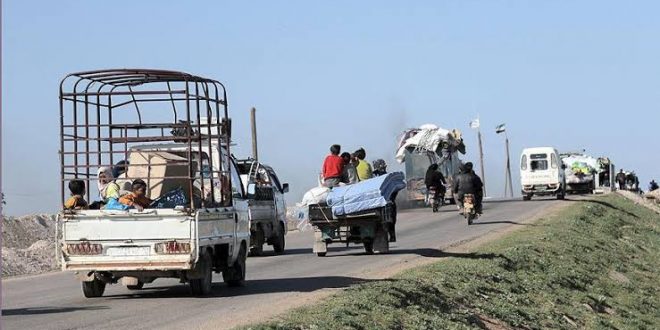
(322, 154), (344, 179)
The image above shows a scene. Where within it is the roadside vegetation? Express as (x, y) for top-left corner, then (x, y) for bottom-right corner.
(247, 194), (659, 329)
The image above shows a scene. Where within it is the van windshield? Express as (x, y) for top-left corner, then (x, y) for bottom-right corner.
(530, 153), (548, 171)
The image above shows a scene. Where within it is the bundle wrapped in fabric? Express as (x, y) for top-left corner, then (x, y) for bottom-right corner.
(395, 124), (466, 163)
(561, 154), (598, 184)
(326, 171), (406, 216)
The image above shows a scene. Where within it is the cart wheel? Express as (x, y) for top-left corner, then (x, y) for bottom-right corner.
(316, 252), (327, 257)
(364, 240), (374, 255)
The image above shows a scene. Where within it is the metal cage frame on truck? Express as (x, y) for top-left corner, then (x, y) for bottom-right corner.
(59, 69), (233, 210)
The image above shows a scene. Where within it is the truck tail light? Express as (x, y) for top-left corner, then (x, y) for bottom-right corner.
(66, 242), (103, 255)
(155, 241), (191, 254)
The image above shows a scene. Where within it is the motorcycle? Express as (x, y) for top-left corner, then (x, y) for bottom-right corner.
(462, 193), (478, 225)
(425, 186), (444, 212)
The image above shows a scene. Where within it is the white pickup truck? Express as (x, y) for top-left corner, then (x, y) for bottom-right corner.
(59, 144), (250, 297)
(58, 69), (250, 297)
(235, 159), (289, 256)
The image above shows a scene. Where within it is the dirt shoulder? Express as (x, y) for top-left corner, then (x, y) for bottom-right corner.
(2, 214), (59, 277)
(244, 194), (660, 329)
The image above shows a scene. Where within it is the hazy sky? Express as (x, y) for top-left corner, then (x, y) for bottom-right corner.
(3, 1), (659, 215)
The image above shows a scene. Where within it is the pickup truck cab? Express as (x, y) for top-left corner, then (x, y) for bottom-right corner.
(58, 69), (249, 297)
(235, 159), (289, 256)
(520, 147), (566, 200)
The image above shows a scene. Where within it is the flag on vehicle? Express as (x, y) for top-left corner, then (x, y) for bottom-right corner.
(495, 123), (506, 134)
(469, 118), (480, 129)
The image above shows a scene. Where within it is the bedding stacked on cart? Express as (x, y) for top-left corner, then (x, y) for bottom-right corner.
(326, 172), (406, 216)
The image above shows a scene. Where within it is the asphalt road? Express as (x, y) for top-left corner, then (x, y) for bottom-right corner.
(2, 197), (564, 330)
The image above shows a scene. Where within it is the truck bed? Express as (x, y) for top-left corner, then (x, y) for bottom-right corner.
(308, 203), (395, 226)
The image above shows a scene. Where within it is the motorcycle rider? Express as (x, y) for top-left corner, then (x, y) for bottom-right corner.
(452, 162), (484, 215)
(424, 163), (446, 207)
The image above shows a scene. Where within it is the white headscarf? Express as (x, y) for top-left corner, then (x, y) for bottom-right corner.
(97, 167), (115, 199)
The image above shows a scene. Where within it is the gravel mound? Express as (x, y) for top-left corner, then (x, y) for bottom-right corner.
(2, 214), (59, 277)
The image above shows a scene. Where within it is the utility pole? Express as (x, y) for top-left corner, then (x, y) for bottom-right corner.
(470, 117), (486, 196)
(250, 107), (258, 161)
(504, 132), (513, 198)
(496, 123), (513, 198)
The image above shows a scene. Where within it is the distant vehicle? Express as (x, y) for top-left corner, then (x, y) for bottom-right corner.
(560, 152), (598, 194)
(58, 70), (249, 297)
(235, 159), (289, 256)
(520, 147), (566, 200)
(403, 150), (460, 206)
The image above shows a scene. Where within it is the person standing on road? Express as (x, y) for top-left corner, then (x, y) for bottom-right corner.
(322, 144), (344, 188)
(616, 169), (627, 190)
(354, 148), (373, 181)
(452, 162), (484, 214)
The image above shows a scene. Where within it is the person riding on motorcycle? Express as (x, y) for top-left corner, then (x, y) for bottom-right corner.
(452, 162), (484, 215)
(424, 163), (446, 204)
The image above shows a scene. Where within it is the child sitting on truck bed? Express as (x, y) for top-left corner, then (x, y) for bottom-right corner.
(64, 180), (88, 210)
(119, 179), (153, 211)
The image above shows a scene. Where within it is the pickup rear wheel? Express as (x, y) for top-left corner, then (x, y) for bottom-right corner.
(224, 244), (247, 287)
(190, 253), (213, 296)
(82, 277), (106, 298)
(273, 223), (286, 254)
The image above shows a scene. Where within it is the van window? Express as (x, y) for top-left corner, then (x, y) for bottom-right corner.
(551, 154), (558, 169)
(530, 154), (548, 171)
(521, 155), (528, 170)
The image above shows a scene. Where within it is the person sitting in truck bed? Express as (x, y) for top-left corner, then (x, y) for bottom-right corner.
(322, 144), (344, 187)
(89, 167), (121, 209)
(119, 179), (153, 211)
(354, 148), (373, 181)
(64, 179), (88, 210)
(340, 152), (359, 184)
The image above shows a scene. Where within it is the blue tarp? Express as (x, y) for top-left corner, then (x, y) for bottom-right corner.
(326, 172), (406, 216)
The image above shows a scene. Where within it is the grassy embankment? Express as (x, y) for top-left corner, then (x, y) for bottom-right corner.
(247, 194), (659, 329)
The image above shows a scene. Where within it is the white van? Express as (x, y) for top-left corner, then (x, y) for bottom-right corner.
(520, 147), (566, 200)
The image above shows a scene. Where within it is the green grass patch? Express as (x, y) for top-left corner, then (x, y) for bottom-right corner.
(246, 195), (659, 329)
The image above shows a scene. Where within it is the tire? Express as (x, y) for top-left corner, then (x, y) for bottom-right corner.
(82, 277), (106, 298)
(557, 189), (565, 200)
(523, 194), (532, 201)
(467, 213), (476, 225)
(364, 240), (374, 255)
(126, 281), (144, 290)
(223, 243), (247, 287)
(273, 223), (286, 254)
(249, 228), (264, 256)
(190, 252), (213, 296)
(316, 252), (327, 257)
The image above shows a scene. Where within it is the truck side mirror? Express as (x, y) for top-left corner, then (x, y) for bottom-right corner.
(247, 183), (256, 197)
(282, 183), (289, 193)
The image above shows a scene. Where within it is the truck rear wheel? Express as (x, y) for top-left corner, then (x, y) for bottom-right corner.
(273, 223), (286, 254)
(224, 244), (247, 287)
(249, 229), (264, 256)
(364, 240), (374, 255)
(82, 277), (106, 298)
(190, 253), (213, 296)
(523, 194), (532, 201)
(557, 189), (565, 200)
